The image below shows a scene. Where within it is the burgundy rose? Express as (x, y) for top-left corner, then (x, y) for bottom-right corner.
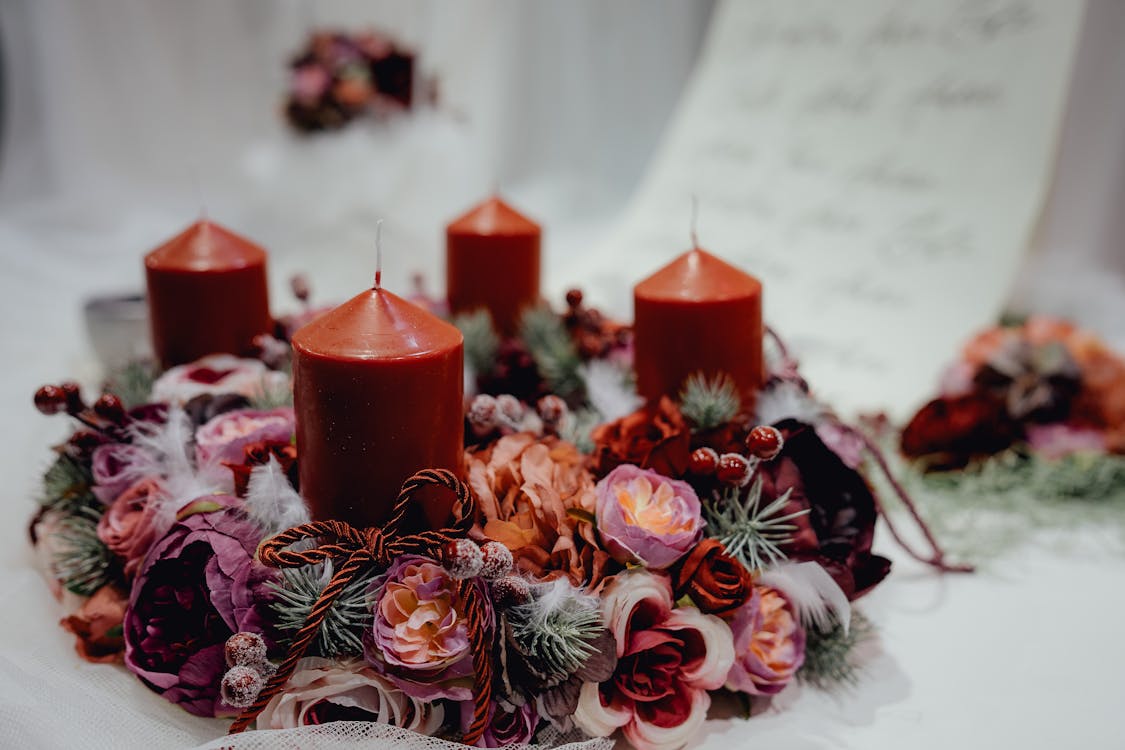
(670, 539), (754, 619)
(96, 477), (168, 579)
(758, 421), (891, 600)
(590, 397), (691, 479)
(900, 393), (1020, 468)
(123, 496), (275, 717)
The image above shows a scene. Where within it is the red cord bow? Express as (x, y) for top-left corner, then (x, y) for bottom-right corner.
(228, 468), (494, 744)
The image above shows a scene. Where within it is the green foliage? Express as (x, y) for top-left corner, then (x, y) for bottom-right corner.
(508, 588), (604, 680)
(453, 310), (501, 376)
(269, 562), (374, 658)
(41, 454), (96, 514)
(249, 376), (295, 410)
(53, 508), (114, 596)
(104, 360), (158, 408)
(519, 306), (584, 400)
(703, 478), (806, 573)
(679, 372), (741, 430)
(799, 611), (874, 691)
(558, 408), (601, 454)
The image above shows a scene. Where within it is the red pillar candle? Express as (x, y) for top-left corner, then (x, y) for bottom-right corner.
(446, 195), (541, 337)
(145, 220), (272, 368)
(292, 283), (464, 529)
(633, 248), (764, 410)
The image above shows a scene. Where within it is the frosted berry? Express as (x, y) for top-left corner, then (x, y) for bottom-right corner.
(479, 541), (514, 580)
(34, 385), (67, 415)
(442, 538), (485, 579)
(492, 575), (532, 608)
(537, 395), (567, 426)
(221, 665), (264, 708)
(495, 394), (523, 426)
(225, 631), (267, 668)
(565, 288), (583, 308)
(689, 447), (720, 475)
(468, 395), (499, 432)
(93, 393), (127, 424)
(716, 453), (752, 486)
(746, 425), (784, 460)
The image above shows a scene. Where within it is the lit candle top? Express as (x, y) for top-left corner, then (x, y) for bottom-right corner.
(292, 286), (463, 360)
(634, 248), (761, 302)
(144, 220), (266, 273)
(447, 195), (539, 237)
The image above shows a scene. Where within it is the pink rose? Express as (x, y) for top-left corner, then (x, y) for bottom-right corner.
(151, 354), (288, 405)
(91, 443), (153, 504)
(195, 407), (296, 467)
(725, 585), (805, 696)
(574, 570), (733, 750)
(96, 477), (169, 579)
(257, 657), (444, 732)
(595, 465), (702, 569)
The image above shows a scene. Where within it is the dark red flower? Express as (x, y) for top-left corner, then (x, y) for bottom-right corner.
(590, 397), (691, 479)
(670, 538), (754, 619)
(900, 393), (1020, 468)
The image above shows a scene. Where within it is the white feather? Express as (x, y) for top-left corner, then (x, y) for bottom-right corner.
(759, 561), (851, 634)
(754, 381), (825, 425)
(244, 456), (310, 534)
(128, 405), (225, 514)
(580, 360), (643, 422)
(526, 577), (600, 625)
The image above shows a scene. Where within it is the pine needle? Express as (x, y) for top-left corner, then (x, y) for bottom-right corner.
(453, 310), (501, 377)
(799, 610), (874, 691)
(268, 562), (374, 658)
(507, 579), (604, 680)
(104, 360), (159, 408)
(519, 306), (584, 400)
(53, 507), (114, 596)
(41, 454), (96, 514)
(702, 478), (806, 573)
(680, 372), (741, 430)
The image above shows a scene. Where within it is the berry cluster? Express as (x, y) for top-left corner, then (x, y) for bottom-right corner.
(219, 632), (275, 709)
(442, 539), (531, 609)
(34, 382), (134, 459)
(562, 289), (631, 360)
(467, 393), (569, 442)
(688, 424), (785, 487)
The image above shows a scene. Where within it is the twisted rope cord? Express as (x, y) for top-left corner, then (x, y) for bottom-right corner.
(228, 468), (489, 739)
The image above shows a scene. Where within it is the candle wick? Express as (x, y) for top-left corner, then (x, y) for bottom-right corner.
(690, 195), (700, 249)
(374, 219), (384, 289)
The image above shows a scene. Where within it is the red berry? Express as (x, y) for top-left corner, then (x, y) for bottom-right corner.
(565, 288), (583, 308)
(225, 631), (267, 668)
(60, 381), (84, 414)
(537, 395), (567, 426)
(442, 539), (484, 579)
(33, 385), (67, 415)
(689, 447), (720, 475)
(467, 395), (498, 433)
(716, 453), (751, 485)
(480, 541), (514, 580)
(746, 425), (784, 460)
(221, 665), (264, 708)
(492, 575), (532, 608)
(94, 393), (127, 424)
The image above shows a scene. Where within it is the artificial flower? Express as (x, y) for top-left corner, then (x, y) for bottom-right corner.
(460, 699), (539, 748)
(759, 421), (891, 600)
(595, 464), (702, 570)
(123, 496), (274, 717)
(96, 477), (168, 579)
(574, 570), (733, 750)
(225, 439), (299, 497)
(256, 657), (444, 732)
(60, 583), (128, 663)
(900, 393), (1020, 467)
(150, 354), (288, 405)
(195, 407), (295, 467)
(363, 555), (490, 701)
(725, 585), (805, 696)
(670, 538), (754, 619)
(469, 433), (610, 588)
(90, 443), (153, 504)
(589, 397), (691, 480)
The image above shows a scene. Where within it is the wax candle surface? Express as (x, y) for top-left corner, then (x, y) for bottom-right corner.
(633, 248), (764, 410)
(446, 195), (541, 337)
(145, 220), (272, 368)
(292, 286), (464, 529)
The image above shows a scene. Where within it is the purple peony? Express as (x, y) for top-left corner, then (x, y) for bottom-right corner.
(91, 443), (153, 504)
(363, 555), (491, 701)
(595, 464), (703, 569)
(123, 496), (275, 717)
(194, 407), (296, 467)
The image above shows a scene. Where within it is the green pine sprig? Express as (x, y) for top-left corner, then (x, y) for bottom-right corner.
(507, 584), (604, 680)
(519, 306), (584, 400)
(798, 610), (874, 691)
(703, 478), (806, 573)
(41, 454), (97, 514)
(269, 562), (374, 658)
(453, 309), (501, 377)
(53, 507), (114, 596)
(103, 360), (159, 409)
(679, 372), (741, 430)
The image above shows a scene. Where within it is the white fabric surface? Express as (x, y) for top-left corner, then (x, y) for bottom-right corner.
(1, 1), (1124, 748)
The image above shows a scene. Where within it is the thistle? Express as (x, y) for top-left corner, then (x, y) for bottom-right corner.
(519, 306), (584, 399)
(680, 372), (741, 430)
(53, 507), (114, 596)
(799, 610), (874, 690)
(41, 454), (96, 514)
(507, 579), (605, 681)
(703, 477), (806, 573)
(269, 562), (374, 658)
(453, 309), (501, 377)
